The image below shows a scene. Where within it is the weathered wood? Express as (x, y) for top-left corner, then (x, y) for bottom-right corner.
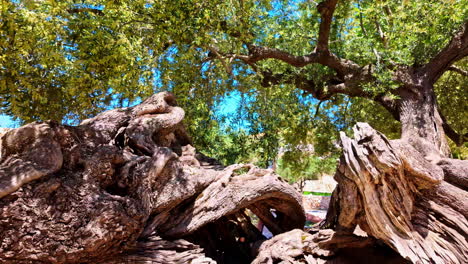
(323, 123), (468, 264)
(437, 158), (468, 189)
(252, 228), (408, 264)
(0, 92), (305, 263)
(104, 235), (216, 264)
(156, 164), (304, 238)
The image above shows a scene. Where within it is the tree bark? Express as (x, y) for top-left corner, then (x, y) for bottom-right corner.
(397, 83), (450, 158)
(321, 123), (467, 263)
(250, 123), (467, 264)
(0, 92), (305, 263)
(252, 229), (409, 264)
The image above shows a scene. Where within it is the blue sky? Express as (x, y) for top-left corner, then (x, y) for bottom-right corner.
(0, 115), (16, 128)
(216, 90), (251, 130)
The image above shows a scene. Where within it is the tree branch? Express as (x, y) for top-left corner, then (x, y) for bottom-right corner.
(239, 44), (361, 78)
(208, 0), (396, 115)
(206, 45), (232, 75)
(439, 110), (467, 146)
(374, 94), (400, 121)
(304, 77), (399, 119)
(357, 3), (382, 67)
(258, 68), (396, 109)
(67, 8), (104, 16)
(374, 20), (388, 49)
(207, 0), (361, 79)
(448, 65), (468, 77)
(243, 45), (318, 67)
(211, 0), (354, 77)
(422, 21), (468, 83)
(316, 0), (338, 52)
(314, 100), (323, 118)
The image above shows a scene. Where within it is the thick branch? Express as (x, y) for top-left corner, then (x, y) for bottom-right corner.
(241, 45), (361, 78)
(259, 68), (398, 115)
(244, 45), (317, 67)
(442, 124), (467, 146)
(258, 70), (349, 100)
(448, 65), (468, 77)
(422, 21), (468, 83)
(316, 0), (338, 52)
(439, 110), (467, 146)
(374, 94), (400, 120)
(233, 0), (360, 76)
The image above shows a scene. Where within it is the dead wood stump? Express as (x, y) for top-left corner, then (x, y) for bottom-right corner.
(320, 123), (467, 263)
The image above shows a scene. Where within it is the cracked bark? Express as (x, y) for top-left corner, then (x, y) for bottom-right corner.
(319, 123), (467, 264)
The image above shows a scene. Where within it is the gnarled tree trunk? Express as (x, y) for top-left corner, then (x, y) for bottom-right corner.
(0, 92), (305, 263)
(397, 83), (450, 158)
(326, 123), (467, 263)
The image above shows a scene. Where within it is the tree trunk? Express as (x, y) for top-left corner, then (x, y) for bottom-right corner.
(320, 123), (467, 263)
(397, 83), (450, 158)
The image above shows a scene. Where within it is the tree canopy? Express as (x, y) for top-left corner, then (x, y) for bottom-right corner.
(1, 0), (467, 169)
